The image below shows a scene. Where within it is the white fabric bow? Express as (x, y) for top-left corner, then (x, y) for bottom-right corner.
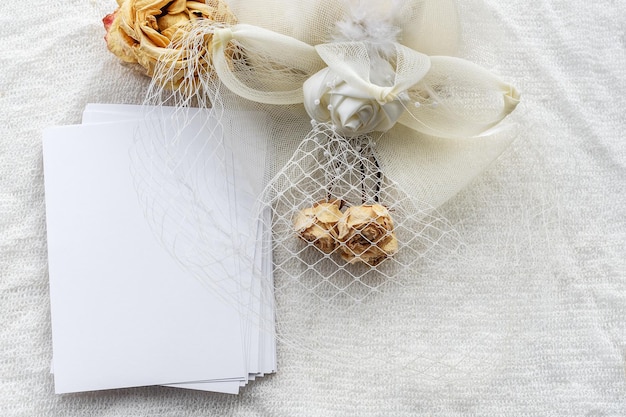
(210, 24), (519, 136)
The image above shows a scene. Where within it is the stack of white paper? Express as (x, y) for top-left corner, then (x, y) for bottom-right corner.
(43, 104), (276, 395)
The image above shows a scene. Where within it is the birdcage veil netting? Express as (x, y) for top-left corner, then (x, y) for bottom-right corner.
(129, 0), (535, 383)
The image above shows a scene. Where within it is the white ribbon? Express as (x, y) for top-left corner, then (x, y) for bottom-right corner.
(211, 24), (325, 105)
(209, 24), (518, 138)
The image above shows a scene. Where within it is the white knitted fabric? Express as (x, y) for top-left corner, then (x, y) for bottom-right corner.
(1, 0), (625, 416)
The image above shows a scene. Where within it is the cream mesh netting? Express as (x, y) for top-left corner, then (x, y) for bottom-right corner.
(131, 0), (524, 381)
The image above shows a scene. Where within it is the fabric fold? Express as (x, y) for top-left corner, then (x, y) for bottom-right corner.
(211, 24), (325, 105)
(398, 56), (520, 139)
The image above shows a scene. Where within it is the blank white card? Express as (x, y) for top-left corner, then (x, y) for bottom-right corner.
(43, 107), (273, 394)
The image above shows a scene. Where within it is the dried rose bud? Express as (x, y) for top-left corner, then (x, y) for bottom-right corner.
(293, 200), (343, 254)
(103, 0), (237, 88)
(337, 204), (398, 266)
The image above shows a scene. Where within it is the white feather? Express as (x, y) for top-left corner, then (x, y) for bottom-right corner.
(333, 0), (404, 87)
(333, 0), (404, 44)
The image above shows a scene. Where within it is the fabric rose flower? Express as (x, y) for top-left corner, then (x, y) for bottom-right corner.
(303, 67), (406, 136)
(293, 200), (343, 254)
(103, 0), (237, 87)
(337, 204), (398, 266)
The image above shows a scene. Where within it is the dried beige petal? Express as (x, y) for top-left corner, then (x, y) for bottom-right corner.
(294, 200), (343, 254)
(166, 0), (187, 14)
(157, 12), (188, 33)
(103, 11), (136, 63)
(338, 204), (398, 266)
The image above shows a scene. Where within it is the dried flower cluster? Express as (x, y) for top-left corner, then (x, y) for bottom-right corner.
(293, 200), (398, 267)
(103, 0), (237, 87)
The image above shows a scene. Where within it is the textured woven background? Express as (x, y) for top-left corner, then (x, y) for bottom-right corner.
(1, 0), (625, 415)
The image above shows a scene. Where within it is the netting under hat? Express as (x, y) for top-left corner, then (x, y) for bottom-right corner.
(263, 124), (464, 308)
